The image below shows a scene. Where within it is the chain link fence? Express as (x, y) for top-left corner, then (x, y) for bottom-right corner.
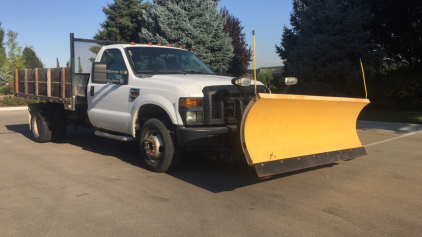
(71, 35), (129, 74)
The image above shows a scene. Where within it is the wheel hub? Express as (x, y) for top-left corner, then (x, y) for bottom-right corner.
(144, 133), (163, 160)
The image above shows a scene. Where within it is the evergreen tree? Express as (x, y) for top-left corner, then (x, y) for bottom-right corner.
(139, 0), (234, 71)
(56, 58), (60, 68)
(276, 0), (382, 95)
(370, 0), (422, 67)
(94, 0), (149, 42)
(220, 7), (252, 77)
(22, 46), (43, 69)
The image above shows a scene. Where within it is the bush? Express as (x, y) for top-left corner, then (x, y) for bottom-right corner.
(0, 84), (14, 95)
(366, 65), (421, 111)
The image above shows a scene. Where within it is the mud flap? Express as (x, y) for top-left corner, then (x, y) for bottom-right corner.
(239, 93), (370, 177)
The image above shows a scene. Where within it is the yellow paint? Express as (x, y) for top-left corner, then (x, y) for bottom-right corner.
(242, 94), (370, 164)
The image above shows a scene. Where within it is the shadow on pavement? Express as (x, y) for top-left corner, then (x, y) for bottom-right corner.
(6, 124), (338, 193)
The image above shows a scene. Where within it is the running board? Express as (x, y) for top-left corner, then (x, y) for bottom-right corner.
(95, 130), (136, 142)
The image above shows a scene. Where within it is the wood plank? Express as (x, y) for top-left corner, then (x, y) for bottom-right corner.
(61, 67), (66, 98)
(18, 70), (25, 94)
(47, 68), (51, 97)
(27, 69), (35, 95)
(24, 69), (28, 94)
(35, 68), (39, 95)
(15, 69), (19, 93)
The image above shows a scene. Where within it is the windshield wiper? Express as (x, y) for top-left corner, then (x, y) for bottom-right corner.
(182, 70), (205, 74)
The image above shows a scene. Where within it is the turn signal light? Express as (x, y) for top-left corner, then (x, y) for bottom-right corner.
(179, 98), (203, 107)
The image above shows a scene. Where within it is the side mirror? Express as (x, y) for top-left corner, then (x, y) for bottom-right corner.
(215, 67), (227, 76)
(91, 62), (128, 84)
(279, 77), (298, 85)
(231, 77), (251, 87)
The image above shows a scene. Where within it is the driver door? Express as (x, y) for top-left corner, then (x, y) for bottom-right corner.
(87, 48), (131, 134)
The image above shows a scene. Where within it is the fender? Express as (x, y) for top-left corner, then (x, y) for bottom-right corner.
(129, 93), (184, 137)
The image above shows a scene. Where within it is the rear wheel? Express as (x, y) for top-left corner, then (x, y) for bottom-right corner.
(30, 110), (52, 143)
(139, 118), (179, 172)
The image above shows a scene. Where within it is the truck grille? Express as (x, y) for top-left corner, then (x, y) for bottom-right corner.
(203, 85), (267, 125)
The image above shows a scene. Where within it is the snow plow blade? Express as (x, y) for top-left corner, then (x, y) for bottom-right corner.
(240, 93), (370, 177)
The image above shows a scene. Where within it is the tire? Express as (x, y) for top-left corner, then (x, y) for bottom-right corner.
(139, 118), (180, 173)
(30, 110), (52, 143)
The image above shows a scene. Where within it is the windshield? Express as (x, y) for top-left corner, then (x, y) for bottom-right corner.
(125, 47), (214, 75)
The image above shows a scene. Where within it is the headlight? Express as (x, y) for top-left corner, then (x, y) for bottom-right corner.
(186, 111), (204, 124)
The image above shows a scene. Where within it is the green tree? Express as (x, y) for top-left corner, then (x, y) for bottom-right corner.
(22, 46), (43, 69)
(5, 30), (24, 84)
(139, 0), (234, 71)
(0, 22), (7, 86)
(56, 58), (60, 68)
(370, 0), (422, 67)
(276, 0), (383, 95)
(220, 7), (252, 77)
(94, 0), (149, 42)
(257, 68), (276, 90)
(66, 59), (71, 68)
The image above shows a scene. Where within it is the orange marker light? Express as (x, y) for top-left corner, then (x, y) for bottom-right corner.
(179, 46), (183, 49)
(179, 99), (186, 107)
(158, 43), (162, 46)
(179, 98), (203, 107)
(148, 42), (153, 45)
(167, 44), (171, 47)
(186, 99), (203, 107)
(130, 42), (136, 45)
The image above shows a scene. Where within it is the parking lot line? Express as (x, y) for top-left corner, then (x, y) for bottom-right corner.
(364, 131), (419, 147)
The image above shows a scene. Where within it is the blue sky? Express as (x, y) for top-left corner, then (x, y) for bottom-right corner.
(0, 0), (292, 69)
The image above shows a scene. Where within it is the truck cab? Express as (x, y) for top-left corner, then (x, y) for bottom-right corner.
(87, 43), (267, 172)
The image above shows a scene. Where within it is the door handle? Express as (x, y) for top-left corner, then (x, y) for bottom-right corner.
(90, 86), (94, 96)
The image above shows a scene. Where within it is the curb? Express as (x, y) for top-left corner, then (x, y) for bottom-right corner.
(357, 120), (422, 133)
(0, 106), (28, 111)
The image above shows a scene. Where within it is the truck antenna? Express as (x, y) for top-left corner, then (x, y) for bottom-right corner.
(360, 59), (368, 99)
(253, 30), (257, 96)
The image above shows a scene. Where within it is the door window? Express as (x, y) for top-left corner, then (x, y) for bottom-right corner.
(100, 49), (127, 80)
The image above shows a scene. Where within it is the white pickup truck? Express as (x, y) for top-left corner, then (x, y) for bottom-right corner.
(14, 34), (268, 173)
(15, 34), (368, 177)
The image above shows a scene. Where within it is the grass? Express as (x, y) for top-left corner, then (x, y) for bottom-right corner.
(358, 110), (422, 124)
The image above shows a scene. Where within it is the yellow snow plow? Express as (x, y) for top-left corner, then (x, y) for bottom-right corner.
(239, 93), (370, 177)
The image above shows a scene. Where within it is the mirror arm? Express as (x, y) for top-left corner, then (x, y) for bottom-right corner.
(236, 85), (250, 103)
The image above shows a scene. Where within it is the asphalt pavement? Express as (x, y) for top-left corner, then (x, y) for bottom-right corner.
(1, 109), (421, 237)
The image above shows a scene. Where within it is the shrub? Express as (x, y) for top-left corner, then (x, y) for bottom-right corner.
(0, 84), (14, 95)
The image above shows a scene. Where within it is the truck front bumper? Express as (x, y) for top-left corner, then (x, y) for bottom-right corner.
(175, 125), (237, 148)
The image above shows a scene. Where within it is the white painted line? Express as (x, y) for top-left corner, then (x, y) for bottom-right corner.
(0, 106), (28, 111)
(364, 132), (419, 147)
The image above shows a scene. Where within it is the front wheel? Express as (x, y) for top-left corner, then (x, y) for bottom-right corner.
(139, 118), (180, 173)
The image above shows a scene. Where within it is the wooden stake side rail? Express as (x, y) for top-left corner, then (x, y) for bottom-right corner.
(14, 68), (72, 102)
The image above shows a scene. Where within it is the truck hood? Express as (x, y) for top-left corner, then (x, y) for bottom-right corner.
(149, 74), (263, 97)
